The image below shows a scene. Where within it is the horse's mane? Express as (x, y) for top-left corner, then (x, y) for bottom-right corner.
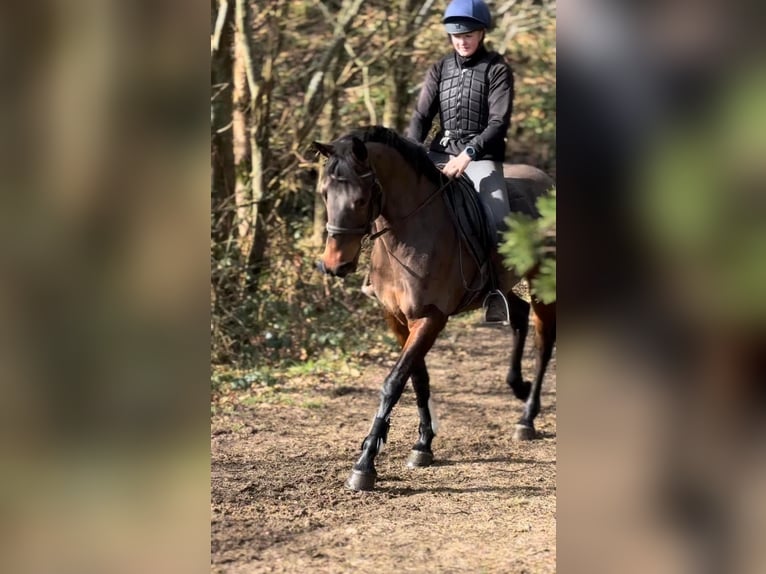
(332, 126), (443, 187)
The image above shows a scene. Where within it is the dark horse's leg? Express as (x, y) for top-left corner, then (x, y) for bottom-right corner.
(383, 314), (437, 468)
(407, 357), (437, 468)
(505, 292), (532, 400)
(514, 300), (556, 440)
(346, 311), (447, 491)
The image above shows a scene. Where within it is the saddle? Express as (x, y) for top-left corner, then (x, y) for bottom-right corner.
(442, 174), (538, 324)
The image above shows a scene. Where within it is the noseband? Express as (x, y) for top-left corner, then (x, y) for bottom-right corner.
(325, 169), (384, 237)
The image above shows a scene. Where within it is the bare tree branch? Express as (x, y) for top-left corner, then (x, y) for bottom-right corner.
(302, 0), (365, 112)
(234, 0), (258, 104)
(413, 0), (437, 29)
(211, 0), (229, 55)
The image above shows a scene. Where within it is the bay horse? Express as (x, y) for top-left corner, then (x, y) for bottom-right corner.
(313, 126), (555, 491)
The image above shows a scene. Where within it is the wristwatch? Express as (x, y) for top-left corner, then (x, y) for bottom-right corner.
(464, 145), (477, 159)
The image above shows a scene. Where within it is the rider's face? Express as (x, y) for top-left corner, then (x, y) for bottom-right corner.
(450, 30), (484, 57)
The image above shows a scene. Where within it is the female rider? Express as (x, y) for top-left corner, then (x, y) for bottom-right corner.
(407, 0), (514, 238)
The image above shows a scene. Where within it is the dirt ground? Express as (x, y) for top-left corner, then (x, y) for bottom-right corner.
(211, 314), (556, 573)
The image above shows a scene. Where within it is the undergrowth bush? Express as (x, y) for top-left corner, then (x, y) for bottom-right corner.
(211, 221), (394, 378)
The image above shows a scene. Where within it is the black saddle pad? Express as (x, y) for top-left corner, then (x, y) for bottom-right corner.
(442, 175), (494, 291)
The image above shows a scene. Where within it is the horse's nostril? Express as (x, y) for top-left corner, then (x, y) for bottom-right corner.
(316, 260), (328, 274)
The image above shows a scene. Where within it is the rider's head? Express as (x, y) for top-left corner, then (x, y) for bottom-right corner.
(443, 0), (491, 57)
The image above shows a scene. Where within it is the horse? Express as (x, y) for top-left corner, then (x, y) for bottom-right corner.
(313, 126), (556, 491)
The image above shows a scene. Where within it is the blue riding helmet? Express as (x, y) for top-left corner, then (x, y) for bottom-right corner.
(443, 0), (492, 34)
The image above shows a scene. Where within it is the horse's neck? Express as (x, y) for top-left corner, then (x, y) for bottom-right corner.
(370, 148), (446, 228)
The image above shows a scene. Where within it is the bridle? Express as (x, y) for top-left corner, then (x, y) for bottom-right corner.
(325, 169), (384, 237)
(324, 162), (453, 241)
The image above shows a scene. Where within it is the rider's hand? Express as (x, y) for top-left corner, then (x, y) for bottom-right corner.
(441, 151), (472, 178)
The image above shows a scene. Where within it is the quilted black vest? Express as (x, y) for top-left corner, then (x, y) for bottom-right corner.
(438, 52), (499, 139)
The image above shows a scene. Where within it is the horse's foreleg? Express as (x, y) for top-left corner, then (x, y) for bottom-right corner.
(407, 358), (437, 468)
(346, 313), (447, 491)
(383, 314), (437, 468)
(514, 301), (556, 440)
(505, 293), (531, 400)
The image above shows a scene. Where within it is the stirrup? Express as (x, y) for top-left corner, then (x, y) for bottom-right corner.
(480, 289), (510, 327)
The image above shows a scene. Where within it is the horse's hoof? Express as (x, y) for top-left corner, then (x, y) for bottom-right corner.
(406, 449), (434, 468)
(513, 424), (536, 441)
(345, 469), (376, 491)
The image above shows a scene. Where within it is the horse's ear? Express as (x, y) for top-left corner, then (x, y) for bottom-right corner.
(312, 141), (334, 158)
(351, 137), (368, 162)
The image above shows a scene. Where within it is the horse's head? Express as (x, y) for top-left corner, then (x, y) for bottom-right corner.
(313, 136), (382, 278)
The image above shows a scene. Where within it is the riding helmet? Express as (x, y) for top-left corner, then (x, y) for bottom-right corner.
(443, 0), (492, 34)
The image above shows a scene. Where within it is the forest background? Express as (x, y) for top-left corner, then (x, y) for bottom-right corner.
(210, 0), (555, 392)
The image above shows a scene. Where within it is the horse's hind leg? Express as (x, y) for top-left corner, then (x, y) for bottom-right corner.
(407, 358), (437, 468)
(514, 300), (556, 441)
(346, 311), (447, 491)
(505, 293), (531, 401)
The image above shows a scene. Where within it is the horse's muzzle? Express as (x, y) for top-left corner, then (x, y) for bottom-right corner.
(316, 259), (357, 278)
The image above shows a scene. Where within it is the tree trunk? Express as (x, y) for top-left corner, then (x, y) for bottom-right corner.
(211, 0), (237, 358)
(383, 66), (411, 132)
(382, 0), (435, 132)
(245, 1), (285, 288)
(311, 57), (343, 247)
(232, 32), (251, 254)
(211, 0), (234, 244)
(230, 0), (277, 291)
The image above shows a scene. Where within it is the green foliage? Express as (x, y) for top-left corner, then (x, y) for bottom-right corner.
(500, 189), (556, 304)
(211, 368), (277, 394)
(640, 72), (766, 323)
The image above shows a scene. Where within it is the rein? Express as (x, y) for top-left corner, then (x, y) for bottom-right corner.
(367, 174), (453, 241)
